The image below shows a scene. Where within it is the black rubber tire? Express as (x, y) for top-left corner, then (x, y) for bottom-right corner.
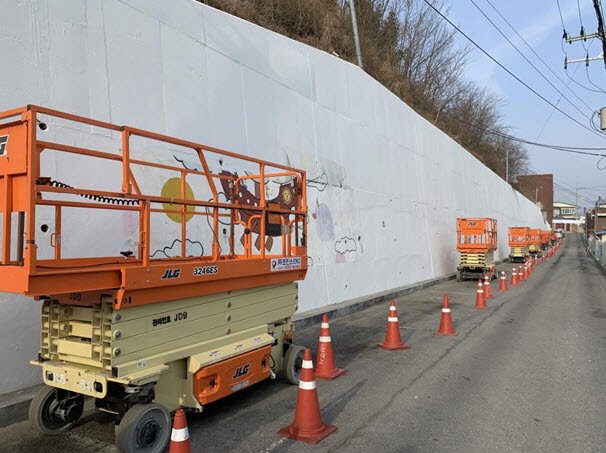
(115, 403), (171, 453)
(455, 271), (461, 282)
(29, 386), (82, 435)
(283, 344), (305, 385)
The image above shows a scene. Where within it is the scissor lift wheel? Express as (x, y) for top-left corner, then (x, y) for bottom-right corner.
(115, 403), (171, 453)
(283, 344), (306, 385)
(29, 386), (84, 435)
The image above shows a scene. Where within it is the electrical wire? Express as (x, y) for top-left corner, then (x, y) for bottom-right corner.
(421, 0), (606, 142)
(438, 109), (606, 155)
(556, 0), (567, 35)
(527, 166), (598, 204)
(586, 63), (606, 92)
(525, 170), (596, 205)
(576, 0), (589, 53)
(566, 65), (605, 93)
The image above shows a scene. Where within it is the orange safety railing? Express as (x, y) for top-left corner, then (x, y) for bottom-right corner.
(456, 218), (497, 252)
(528, 228), (541, 245)
(0, 105), (308, 308)
(508, 227), (530, 247)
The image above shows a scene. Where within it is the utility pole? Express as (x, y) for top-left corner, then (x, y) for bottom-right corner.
(348, 0), (363, 69)
(505, 148), (509, 183)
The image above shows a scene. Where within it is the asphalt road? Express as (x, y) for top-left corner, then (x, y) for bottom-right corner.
(1, 233), (605, 452)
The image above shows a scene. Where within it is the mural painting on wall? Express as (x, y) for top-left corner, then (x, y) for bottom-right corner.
(154, 155), (303, 257)
(151, 176), (206, 258)
(164, 155), (361, 265)
(308, 171), (360, 264)
(218, 169), (300, 252)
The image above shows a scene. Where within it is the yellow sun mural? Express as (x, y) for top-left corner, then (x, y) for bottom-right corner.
(161, 177), (195, 223)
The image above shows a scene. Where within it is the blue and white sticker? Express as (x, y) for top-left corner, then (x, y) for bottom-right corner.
(270, 257), (302, 272)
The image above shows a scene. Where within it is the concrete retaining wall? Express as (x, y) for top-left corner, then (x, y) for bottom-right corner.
(0, 0), (545, 394)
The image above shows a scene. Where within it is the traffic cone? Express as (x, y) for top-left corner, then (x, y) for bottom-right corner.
(474, 280), (486, 309)
(435, 294), (457, 336)
(542, 254), (545, 263)
(169, 409), (191, 453)
(534, 256), (539, 265)
(315, 314), (346, 380)
(483, 275), (493, 299)
(499, 271), (508, 292)
(378, 300), (410, 350)
(278, 349), (337, 444)
(518, 264), (524, 281)
(511, 268), (518, 286)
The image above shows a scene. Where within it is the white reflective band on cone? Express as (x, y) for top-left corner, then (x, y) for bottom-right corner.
(388, 317), (398, 322)
(299, 380), (316, 390)
(321, 322), (330, 328)
(171, 427), (190, 442)
(442, 308), (451, 313)
(302, 360), (313, 369)
(389, 306), (396, 311)
(319, 336), (331, 342)
(478, 289), (484, 294)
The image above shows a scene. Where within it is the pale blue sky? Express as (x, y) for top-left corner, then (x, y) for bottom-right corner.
(448, 0), (606, 207)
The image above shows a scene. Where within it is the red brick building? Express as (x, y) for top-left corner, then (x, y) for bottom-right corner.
(515, 174), (554, 225)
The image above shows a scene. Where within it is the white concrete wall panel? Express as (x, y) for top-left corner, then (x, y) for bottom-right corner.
(0, 0), (545, 394)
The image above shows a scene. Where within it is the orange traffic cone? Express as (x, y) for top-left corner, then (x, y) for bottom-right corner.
(474, 280), (486, 309)
(518, 265), (524, 281)
(435, 294), (457, 336)
(169, 409), (191, 453)
(499, 271), (508, 292)
(278, 349), (337, 444)
(315, 314), (346, 380)
(511, 268), (518, 286)
(542, 254), (545, 263)
(483, 275), (493, 299)
(534, 256), (539, 265)
(378, 300), (410, 350)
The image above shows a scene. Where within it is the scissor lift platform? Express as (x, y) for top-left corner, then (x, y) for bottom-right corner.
(0, 105), (309, 452)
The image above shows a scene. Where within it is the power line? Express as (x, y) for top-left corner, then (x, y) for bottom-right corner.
(556, 0), (567, 36)
(439, 109), (606, 155)
(566, 65), (605, 93)
(576, 0), (589, 53)
(586, 63), (606, 92)
(421, 0), (606, 142)
(525, 170), (596, 205)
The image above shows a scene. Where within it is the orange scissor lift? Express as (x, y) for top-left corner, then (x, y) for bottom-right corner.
(508, 226), (530, 263)
(528, 228), (542, 256)
(456, 218), (497, 281)
(0, 106), (308, 452)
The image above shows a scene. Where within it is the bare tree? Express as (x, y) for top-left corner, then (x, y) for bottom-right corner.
(198, 0), (529, 180)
